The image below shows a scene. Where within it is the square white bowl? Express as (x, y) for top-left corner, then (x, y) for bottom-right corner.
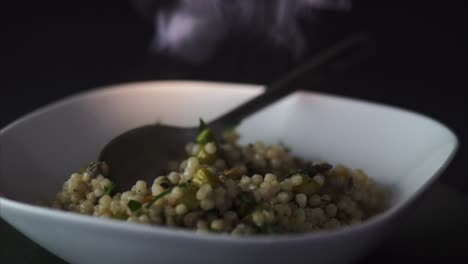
(0, 81), (458, 264)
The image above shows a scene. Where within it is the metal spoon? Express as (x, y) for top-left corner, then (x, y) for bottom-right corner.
(99, 34), (370, 190)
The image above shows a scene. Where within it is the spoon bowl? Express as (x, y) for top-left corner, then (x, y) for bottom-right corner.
(99, 124), (198, 191)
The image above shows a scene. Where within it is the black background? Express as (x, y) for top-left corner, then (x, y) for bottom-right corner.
(1, 0), (467, 263)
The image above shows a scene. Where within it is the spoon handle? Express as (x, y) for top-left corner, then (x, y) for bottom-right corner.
(209, 33), (371, 130)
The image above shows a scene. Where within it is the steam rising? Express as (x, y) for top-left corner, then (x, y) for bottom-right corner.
(133, 0), (351, 63)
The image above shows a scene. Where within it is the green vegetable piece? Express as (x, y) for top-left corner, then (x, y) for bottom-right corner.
(234, 191), (258, 218)
(145, 189), (171, 208)
(179, 184), (199, 210)
(178, 182), (191, 189)
(112, 213), (128, 220)
(196, 147), (216, 164)
(104, 182), (116, 196)
(196, 128), (215, 144)
(199, 118), (207, 132)
(197, 118), (216, 144)
(293, 176), (320, 195)
(127, 200), (142, 212)
(313, 162), (333, 173)
(192, 168), (220, 186)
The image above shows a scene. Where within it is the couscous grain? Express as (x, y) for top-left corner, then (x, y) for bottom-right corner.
(50, 124), (387, 235)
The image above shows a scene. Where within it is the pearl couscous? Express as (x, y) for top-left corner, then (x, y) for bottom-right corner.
(51, 123), (387, 235)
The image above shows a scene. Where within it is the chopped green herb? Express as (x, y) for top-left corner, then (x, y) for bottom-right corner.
(196, 128), (215, 144)
(112, 213), (128, 220)
(234, 191), (258, 218)
(288, 168), (306, 176)
(199, 118), (207, 132)
(127, 200), (142, 212)
(178, 183), (199, 210)
(145, 189), (171, 208)
(178, 182), (191, 189)
(145, 182), (192, 208)
(104, 182), (116, 196)
(197, 118), (218, 144)
(238, 191), (257, 205)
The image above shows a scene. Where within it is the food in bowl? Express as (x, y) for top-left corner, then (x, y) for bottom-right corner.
(50, 121), (387, 235)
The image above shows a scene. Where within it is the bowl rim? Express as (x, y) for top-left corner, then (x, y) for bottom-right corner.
(0, 80), (459, 244)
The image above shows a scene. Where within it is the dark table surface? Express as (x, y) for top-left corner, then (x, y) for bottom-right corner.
(1, 0), (467, 263)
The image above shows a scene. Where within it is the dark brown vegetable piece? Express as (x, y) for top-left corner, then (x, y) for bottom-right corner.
(313, 162), (333, 173)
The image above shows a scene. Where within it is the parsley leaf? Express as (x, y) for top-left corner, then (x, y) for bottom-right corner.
(127, 200), (142, 212)
(104, 182), (116, 196)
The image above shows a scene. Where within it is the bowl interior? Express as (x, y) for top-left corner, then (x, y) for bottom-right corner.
(0, 81), (457, 209)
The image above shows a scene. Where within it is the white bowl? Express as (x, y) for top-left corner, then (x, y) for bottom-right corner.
(0, 81), (458, 264)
